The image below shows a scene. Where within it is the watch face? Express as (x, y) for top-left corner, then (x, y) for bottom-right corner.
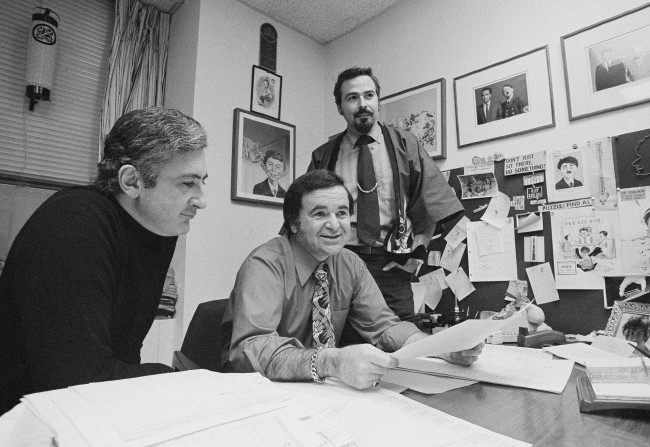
(261, 23), (277, 43)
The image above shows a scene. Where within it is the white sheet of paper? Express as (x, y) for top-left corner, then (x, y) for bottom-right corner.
(524, 236), (545, 262)
(591, 335), (636, 358)
(427, 250), (441, 266)
(543, 342), (625, 367)
(397, 344), (573, 394)
(481, 192), (511, 228)
(445, 267), (475, 301)
(516, 212), (543, 233)
(420, 268), (449, 290)
(393, 305), (531, 360)
(475, 224), (504, 256)
(411, 282), (426, 313)
(382, 369), (476, 395)
(526, 263), (560, 304)
(444, 216), (471, 249)
(439, 241), (465, 272)
(467, 219), (518, 282)
(275, 381), (531, 447)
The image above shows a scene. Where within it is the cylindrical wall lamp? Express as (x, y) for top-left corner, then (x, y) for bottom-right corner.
(26, 7), (59, 111)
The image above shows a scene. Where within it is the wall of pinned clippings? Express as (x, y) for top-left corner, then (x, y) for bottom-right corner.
(422, 128), (650, 335)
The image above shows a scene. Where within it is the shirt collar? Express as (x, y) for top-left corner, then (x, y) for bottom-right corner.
(289, 235), (336, 286)
(344, 122), (383, 148)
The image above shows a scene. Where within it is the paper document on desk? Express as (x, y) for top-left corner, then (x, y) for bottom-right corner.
(392, 304), (530, 360)
(23, 370), (330, 447)
(543, 342), (626, 366)
(276, 380), (530, 447)
(397, 344), (574, 393)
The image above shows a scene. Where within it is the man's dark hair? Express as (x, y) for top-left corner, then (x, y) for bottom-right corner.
(333, 67), (381, 107)
(600, 230), (608, 237)
(263, 150), (285, 166)
(503, 84), (513, 90)
(95, 107), (207, 196)
(481, 87), (492, 95)
(622, 316), (650, 342)
(282, 169), (353, 233)
(557, 156), (579, 170)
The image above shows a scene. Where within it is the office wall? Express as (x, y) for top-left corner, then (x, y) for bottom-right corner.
(165, 0), (327, 344)
(323, 0), (650, 171)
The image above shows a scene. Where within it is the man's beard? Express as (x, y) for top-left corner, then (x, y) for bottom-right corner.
(354, 113), (375, 134)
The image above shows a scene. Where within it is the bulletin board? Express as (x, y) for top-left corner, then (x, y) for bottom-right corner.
(424, 155), (650, 335)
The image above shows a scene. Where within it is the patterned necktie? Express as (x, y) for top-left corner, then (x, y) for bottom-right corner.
(312, 262), (335, 348)
(356, 134), (380, 245)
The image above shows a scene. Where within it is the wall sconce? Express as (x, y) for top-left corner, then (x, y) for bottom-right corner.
(26, 7), (59, 111)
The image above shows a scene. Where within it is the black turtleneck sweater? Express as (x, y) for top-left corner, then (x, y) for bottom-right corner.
(1, 186), (176, 414)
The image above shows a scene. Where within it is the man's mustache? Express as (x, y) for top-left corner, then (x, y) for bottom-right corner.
(354, 108), (373, 118)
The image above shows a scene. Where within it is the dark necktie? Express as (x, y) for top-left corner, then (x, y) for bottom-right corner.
(312, 262), (335, 348)
(356, 134), (380, 245)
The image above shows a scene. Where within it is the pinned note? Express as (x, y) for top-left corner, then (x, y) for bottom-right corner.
(427, 250), (441, 266)
(524, 236), (545, 262)
(446, 267), (475, 301)
(419, 268), (449, 290)
(475, 224), (504, 256)
(444, 216), (471, 249)
(439, 242), (466, 272)
(481, 192), (511, 228)
(516, 212), (543, 233)
(526, 263), (560, 304)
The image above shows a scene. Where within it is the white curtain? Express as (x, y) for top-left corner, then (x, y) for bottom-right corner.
(100, 0), (170, 144)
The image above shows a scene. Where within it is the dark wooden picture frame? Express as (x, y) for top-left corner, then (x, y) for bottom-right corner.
(231, 108), (295, 207)
(250, 65), (282, 120)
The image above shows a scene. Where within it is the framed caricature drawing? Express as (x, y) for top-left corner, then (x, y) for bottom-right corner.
(231, 108), (295, 207)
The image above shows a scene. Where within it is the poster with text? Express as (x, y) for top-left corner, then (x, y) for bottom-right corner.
(618, 187), (650, 275)
(551, 208), (620, 289)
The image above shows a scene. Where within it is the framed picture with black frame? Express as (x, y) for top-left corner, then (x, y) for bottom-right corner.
(250, 65), (282, 119)
(453, 46), (555, 148)
(561, 3), (650, 121)
(379, 78), (446, 160)
(231, 108), (295, 207)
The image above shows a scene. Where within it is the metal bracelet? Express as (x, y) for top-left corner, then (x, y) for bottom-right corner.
(310, 348), (325, 383)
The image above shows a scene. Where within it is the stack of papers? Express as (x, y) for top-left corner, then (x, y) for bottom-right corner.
(396, 344), (573, 394)
(585, 357), (650, 402)
(22, 370), (350, 446)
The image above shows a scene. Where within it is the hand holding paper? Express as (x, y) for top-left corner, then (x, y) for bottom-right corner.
(393, 304), (530, 360)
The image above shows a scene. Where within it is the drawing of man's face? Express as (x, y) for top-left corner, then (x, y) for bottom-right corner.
(559, 162), (577, 181)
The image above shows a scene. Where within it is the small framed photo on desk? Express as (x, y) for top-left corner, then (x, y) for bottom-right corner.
(604, 300), (650, 350)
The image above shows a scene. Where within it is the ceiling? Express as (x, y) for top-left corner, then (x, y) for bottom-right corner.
(142, 0), (403, 45)
(236, 0), (403, 44)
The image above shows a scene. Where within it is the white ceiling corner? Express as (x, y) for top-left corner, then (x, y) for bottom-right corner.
(236, 0), (404, 44)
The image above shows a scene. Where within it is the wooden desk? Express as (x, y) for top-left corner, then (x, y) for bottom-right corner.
(403, 366), (649, 447)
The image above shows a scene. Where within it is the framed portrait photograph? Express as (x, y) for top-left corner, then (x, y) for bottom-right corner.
(453, 46), (555, 148)
(604, 301), (650, 351)
(379, 78), (446, 159)
(561, 3), (650, 120)
(250, 65), (282, 119)
(231, 108), (295, 207)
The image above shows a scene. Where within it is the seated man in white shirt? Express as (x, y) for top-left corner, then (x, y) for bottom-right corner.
(223, 169), (482, 389)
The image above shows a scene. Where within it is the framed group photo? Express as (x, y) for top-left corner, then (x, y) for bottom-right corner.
(379, 78), (446, 159)
(231, 108), (295, 207)
(453, 46), (555, 148)
(561, 3), (650, 120)
(250, 65), (282, 119)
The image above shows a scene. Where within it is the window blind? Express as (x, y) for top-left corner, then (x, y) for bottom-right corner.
(0, 0), (114, 186)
